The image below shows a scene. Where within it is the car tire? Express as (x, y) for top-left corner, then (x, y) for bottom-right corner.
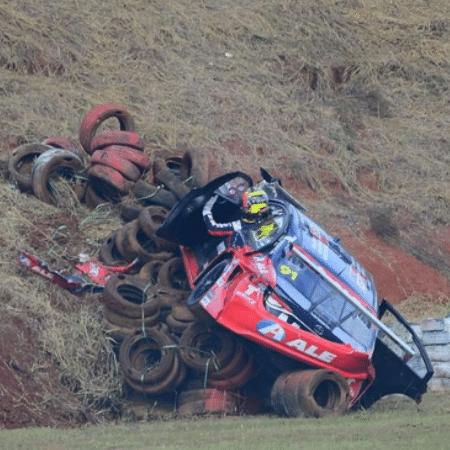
(186, 257), (231, 322)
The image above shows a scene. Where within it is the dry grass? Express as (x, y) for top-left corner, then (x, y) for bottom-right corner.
(0, 0), (449, 423)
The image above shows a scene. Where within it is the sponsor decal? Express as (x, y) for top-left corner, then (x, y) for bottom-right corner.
(285, 338), (337, 363)
(236, 284), (259, 305)
(254, 221), (277, 241)
(257, 320), (286, 342)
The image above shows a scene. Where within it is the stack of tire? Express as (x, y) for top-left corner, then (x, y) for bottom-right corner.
(100, 253), (261, 415)
(98, 205), (177, 267)
(7, 103), (211, 210)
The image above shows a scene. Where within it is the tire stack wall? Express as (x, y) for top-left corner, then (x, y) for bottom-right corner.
(409, 316), (450, 390)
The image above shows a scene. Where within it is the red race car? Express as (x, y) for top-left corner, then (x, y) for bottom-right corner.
(156, 170), (433, 417)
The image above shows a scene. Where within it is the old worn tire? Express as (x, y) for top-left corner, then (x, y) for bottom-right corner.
(119, 327), (177, 384)
(91, 130), (145, 153)
(133, 179), (177, 208)
(98, 231), (128, 266)
(138, 260), (165, 283)
(179, 149), (209, 188)
(8, 143), (53, 191)
(154, 168), (190, 199)
(208, 341), (247, 381)
(31, 148), (86, 206)
(271, 370), (350, 418)
(102, 274), (159, 319)
(207, 353), (255, 391)
(91, 149), (142, 182)
(94, 144), (150, 170)
(84, 184), (110, 208)
(125, 219), (175, 263)
(79, 104), (135, 154)
(41, 136), (85, 160)
(178, 322), (236, 373)
(103, 304), (160, 329)
(87, 163), (134, 196)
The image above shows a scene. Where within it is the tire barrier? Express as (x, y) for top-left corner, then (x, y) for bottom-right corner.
(270, 370), (351, 418)
(7, 105), (211, 212)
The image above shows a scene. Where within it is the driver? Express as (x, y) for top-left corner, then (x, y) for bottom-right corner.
(203, 186), (271, 237)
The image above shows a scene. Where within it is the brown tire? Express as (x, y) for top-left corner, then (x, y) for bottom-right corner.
(171, 303), (197, 322)
(270, 370), (350, 418)
(208, 341), (247, 381)
(8, 143), (53, 192)
(31, 148), (86, 206)
(138, 260), (165, 283)
(157, 257), (190, 293)
(79, 104), (135, 154)
(91, 130), (145, 153)
(133, 179), (177, 208)
(119, 201), (143, 223)
(179, 149), (209, 188)
(102, 274), (159, 318)
(91, 150), (142, 182)
(84, 184), (110, 208)
(165, 313), (195, 336)
(177, 389), (239, 416)
(124, 219), (175, 263)
(154, 168), (190, 200)
(178, 322), (236, 373)
(207, 354), (255, 391)
(138, 205), (170, 238)
(152, 150), (184, 178)
(98, 231), (128, 266)
(103, 304), (160, 329)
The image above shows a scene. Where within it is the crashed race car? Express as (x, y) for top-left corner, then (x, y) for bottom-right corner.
(156, 169), (434, 417)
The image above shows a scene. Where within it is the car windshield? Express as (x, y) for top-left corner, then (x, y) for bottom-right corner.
(275, 250), (377, 353)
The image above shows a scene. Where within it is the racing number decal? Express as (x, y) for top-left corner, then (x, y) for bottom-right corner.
(279, 264), (298, 281)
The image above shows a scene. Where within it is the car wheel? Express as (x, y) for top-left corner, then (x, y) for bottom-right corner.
(186, 257), (231, 321)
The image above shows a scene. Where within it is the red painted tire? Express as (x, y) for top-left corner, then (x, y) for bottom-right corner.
(178, 322), (236, 373)
(102, 274), (159, 319)
(31, 148), (86, 206)
(87, 163), (134, 196)
(177, 389), (239, 416)
(79, 104), (135, 154)
(98, 145), (150, 170)
(91, 130), (145, 153)
(91, 150), (142, 182)
(8, 143), (53, 192)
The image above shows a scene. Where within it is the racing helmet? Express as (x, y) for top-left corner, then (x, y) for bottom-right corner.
(241, 187), (270, 223)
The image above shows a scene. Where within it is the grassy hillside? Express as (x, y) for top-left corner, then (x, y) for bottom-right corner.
(0, 0), (449, 428)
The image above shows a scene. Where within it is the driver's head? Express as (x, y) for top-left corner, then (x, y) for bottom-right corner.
(241, 188), (270, 223)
